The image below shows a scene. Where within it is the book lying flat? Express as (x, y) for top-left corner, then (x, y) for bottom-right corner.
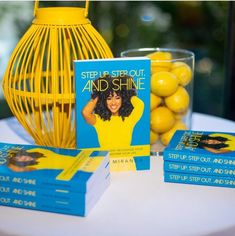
(164, 171), (235, 189)
(0, 142), (109, 193)
(0, 167), (109, 203)
(164, 130), (235, 167)
(0, 175), (110, 217)
(164, 161), (235, 178)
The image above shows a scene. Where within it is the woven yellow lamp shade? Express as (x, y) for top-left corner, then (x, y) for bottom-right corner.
(2, 0), (113, 148)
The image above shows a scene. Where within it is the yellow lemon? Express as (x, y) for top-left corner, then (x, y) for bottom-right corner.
(150, 130), (159, 144)
(151, 106), (175, 133)
(161, 121), (188, 146)
(148, 51), (172, 70)
(147, 51), (172, 61)
(151, 65), (170, 74)
(150, 93), (162, 111)
(171, 62), (192, 86)
(151, 71), (178, 97)
(165, 86), (190, 113)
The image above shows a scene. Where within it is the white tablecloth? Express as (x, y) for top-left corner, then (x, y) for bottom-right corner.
(0, 113), (235, 236)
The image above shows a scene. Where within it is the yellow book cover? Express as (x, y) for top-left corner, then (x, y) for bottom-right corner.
(0, 142), (109, 192)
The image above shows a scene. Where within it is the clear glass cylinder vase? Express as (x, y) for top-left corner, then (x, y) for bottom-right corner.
(121, 48), (195, 155)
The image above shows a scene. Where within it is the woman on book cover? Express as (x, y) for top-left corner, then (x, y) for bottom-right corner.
(7, 149), (45, 172)
(82, 74), (144, 149)
(198, 133), (235, 154)
(7, 148), (97, 173)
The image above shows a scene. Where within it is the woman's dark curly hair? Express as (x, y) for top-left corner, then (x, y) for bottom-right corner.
(91, 74), (137, 121)
(7, 149), (45, 168)
(198, 135), (229, 150)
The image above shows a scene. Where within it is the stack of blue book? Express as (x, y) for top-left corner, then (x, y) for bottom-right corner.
(0, 142), (110, 216)
(163, 130), (235, 188)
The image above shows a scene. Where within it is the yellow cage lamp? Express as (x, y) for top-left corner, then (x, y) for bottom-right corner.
(2, 0), (113, 148)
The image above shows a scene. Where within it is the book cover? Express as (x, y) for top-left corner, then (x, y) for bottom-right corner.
(0, 175), (110, 217)
(0, 142), (109, 193)
(164, 161), (235, 178)
(164, 130), (235, 167)
(164, 171), (235, 189)
(74, 58), (151, 171)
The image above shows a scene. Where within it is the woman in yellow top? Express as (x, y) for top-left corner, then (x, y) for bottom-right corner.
(198, 133), (235, 154)
(82, 75), (144, 149)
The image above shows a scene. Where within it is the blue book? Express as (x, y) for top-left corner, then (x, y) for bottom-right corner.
(74, 58), (151, 171)
(0, 168), (109, 202)
(0, 175), (110, 217)
(164, 161), (235, 178)
(164, 130), (235, 167)
(0, 142), (109, 193)
(164, 171), (235, 189)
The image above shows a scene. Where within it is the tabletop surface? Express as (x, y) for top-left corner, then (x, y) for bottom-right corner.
(0, 112), (235, 236)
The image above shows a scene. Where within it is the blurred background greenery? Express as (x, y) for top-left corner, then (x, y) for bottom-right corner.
(0, 1), (233, 120)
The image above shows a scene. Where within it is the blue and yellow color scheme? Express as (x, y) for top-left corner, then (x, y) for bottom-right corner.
(0, 174), (110, 217)
(164, 130), (235, 189)
(0, 142), (109, 193)
(74, 58), (151, 171)
(164, 161), (235, 178)
(165, 172), (235, 189)
(164, 130), (235, 167)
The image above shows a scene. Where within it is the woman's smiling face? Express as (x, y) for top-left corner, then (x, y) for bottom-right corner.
(106, 92), (122, 115)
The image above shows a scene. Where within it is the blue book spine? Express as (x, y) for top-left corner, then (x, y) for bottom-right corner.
(164, 149), (235, 167)
(0, 195), (87, 216)
(0, 183), (85, 202)
(164, 161), (235, 178)
(0, 169), (110, 201)
(0, 176), (110, 217)
(164, 171), (235, 188)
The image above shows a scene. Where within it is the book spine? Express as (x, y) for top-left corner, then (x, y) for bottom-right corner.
(0, 176), (110, 217)
(0, 182), (86, 202)
(0, 171), (110, 202)
(164, 171), (235, 188)
(164, 161), (235, 178)
(0, 195), (86, 216)
(164, 150), (235, 167)
(0, 172), (87, 192)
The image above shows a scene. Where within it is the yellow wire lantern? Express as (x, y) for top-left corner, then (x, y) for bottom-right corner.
(2, 0), (113, 148)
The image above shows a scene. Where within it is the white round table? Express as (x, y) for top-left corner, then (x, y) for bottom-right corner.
(0, 113), (235, 236)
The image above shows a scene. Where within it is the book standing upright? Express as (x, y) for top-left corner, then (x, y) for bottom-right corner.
(74, 58), (151, 171)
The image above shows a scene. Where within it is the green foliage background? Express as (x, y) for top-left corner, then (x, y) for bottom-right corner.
(0, 1), (229, 119)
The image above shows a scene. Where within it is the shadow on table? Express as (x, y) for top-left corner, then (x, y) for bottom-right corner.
(205, 225), (235, 236)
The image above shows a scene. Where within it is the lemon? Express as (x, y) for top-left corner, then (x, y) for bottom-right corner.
(161, 121), (188, 146)
(151, 71), (178, 97)
(150, 93), (162, 111)
(148, 52), (172, 70)
(151, 65), (170, 74)
(171, 62), (192, 86)
(165, 86), (190, 113)
(150, 130), (159, 144)
(151, 66), (170, 74)
(147, 51), (172, 61)
(151, 106), (175, 133)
